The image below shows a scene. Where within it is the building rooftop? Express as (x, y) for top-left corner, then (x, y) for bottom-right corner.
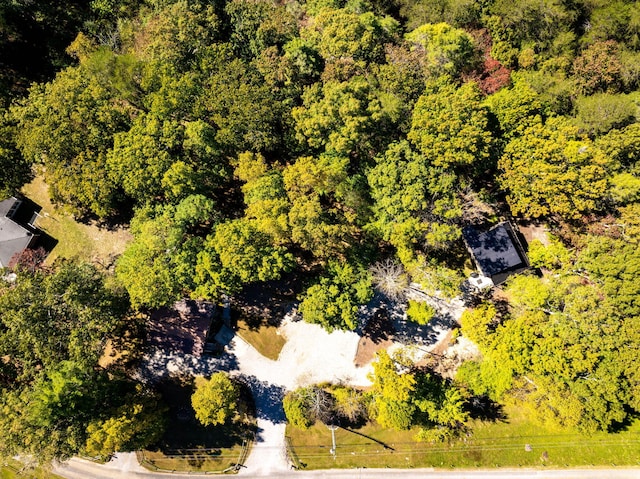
(0, 197), (39, 268)
(462, 222), (529, 286)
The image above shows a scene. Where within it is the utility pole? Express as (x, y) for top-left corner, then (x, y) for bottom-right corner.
(327, 424), (337, 459)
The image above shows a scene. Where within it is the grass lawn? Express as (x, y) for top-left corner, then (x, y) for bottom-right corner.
(140, 377), (256, 473)
(235, 317), (286, 361)
(1, 460), (65, 479)
(21, 175), (131, 265)
(286, 405), (640, 470)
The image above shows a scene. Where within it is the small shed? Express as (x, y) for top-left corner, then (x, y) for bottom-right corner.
(0, 196), (40, 268)
(462, 221), (529, 287)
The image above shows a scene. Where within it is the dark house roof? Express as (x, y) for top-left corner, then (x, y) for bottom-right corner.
(462, 222), (529, 286)
(0, 197), (40, 268)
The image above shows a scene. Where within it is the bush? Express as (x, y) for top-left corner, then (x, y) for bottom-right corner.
(406, 300), (435, 325)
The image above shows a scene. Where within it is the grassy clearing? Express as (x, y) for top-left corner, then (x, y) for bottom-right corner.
(21, 175), (131, 266)
(140, 377), (256, 473)
(1, 460), (64, 479)
(286, 405), (640, 470)
(235, 317), (286, 361)
(139, 447), (247, 473)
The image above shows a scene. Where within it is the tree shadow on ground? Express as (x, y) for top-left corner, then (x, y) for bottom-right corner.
(465, 395), (508, 423)
(340, 427), (395, 451)
(231, 270), (312, 330)
(146, 300), (216, 357)
(393, 311), (458, 347)
(153, 376), (255, 452)
(361, 308), (394, 345)
(137, 346), (239, 384)
(238, 375), (286, 425)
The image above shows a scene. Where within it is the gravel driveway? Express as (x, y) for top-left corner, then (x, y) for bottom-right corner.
(135, 289), (465, 476)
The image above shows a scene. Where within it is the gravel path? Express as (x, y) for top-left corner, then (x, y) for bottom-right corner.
(136, 313), (375, 476)
(233, 315), (374, 475)
(134, 291), (464, 476)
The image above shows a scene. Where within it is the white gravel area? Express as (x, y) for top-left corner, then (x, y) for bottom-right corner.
(136, 292), (465, 476)
(277, 315), (373, 388)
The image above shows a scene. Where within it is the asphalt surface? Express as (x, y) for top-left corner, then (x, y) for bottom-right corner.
(52, 456), (640, 479)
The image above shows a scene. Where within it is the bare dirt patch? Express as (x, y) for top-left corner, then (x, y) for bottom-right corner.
(354, 308), (394, 367)
(518, 221), (550, 246)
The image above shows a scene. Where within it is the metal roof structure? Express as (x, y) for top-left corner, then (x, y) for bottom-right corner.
(0, 197), (39, 268)
(462, 221), (529, 286)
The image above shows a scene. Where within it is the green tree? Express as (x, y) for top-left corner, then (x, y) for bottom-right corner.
(617, 203), (640, 242)
(283, 389), (315, 430)
(459, 302), (497, 348)
(225, 0), (297, 60)
(0, 362), (106, 462)
(107, 111), (228, 204)
(0, 110), (32, 197)
(116, 195), (216, 309)
(483, 80), (543, 140)
(458, 242), (640, 432)
(408, 77), (493, 170)
(300, 7), (399, 67)
(487, 0), (577, 65)
(11, 64), (132, 217)
(573, 93), (637, 136)
(199, 48), (283, 155)
(498, 117), (613, 219)
(0, 261), (129, 377)
(330, 385), (366, 423)
(405, 23), (476, 77)
(298, 261), (373, 332)
(527, 236), (571, 270)
(124, 0), (221, 68)
(367, 140), (463, 253)
(396, 0), (483, 31)
(282, 154), (363, 258)
(191, 373), (239, 427)
(368, 351), (417, 430)
(84, 386), (166, 460)
(406, 300), (435, 325)
(581, 1), (640, 48)
(595, 122), (640, 169)
(107, 113), (182, 202)
(194, 218), (294, 300)
(235, 152), (291, 243)
(292, 76), (393, 159)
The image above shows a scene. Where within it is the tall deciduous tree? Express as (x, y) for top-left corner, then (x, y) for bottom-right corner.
(191, 373), (239, 426)
(282, 154), (364, 258)
(292, 76), (393, 160)
(116, 195), (217, 309)
(194, 218), (295, 300)
(0, 261), (129, 377)
(298, 261), (373, 332)
(498, 117), (612, 219)
(0, 261), (158, 463)
(459, 238), (640, 432)
(0, 110), (31, 197)
(235, 152), (291, 243)
(405, 23), (476, 77)
(408, 77), (494, 171)
(367, 140), (463, 253)
(11, 64), (132, 217)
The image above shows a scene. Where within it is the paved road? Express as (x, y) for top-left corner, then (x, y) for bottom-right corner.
(52, 457), (640, 479)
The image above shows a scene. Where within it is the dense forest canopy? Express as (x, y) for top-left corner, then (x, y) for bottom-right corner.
(1, 0), (640, 460)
